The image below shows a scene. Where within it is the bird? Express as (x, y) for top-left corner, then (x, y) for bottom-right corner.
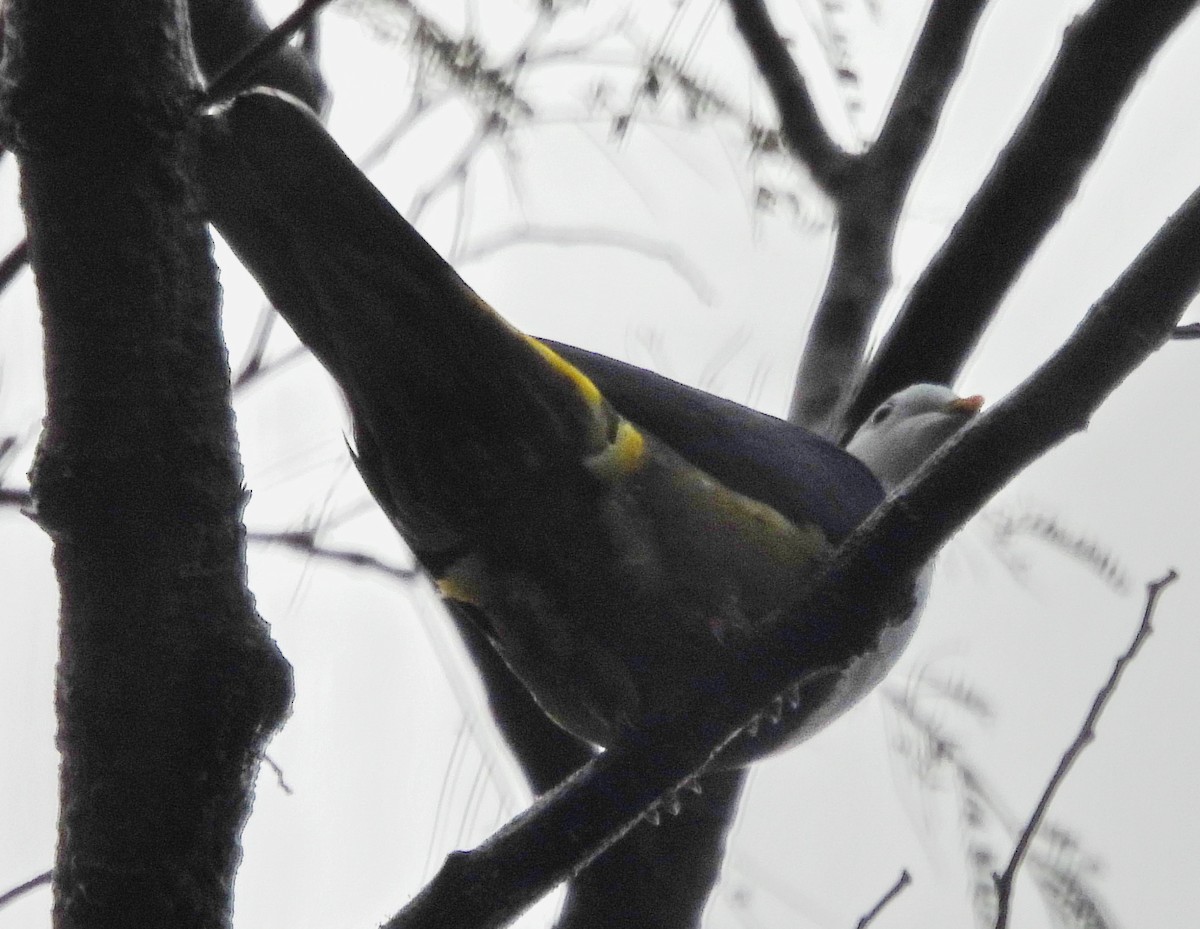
(196, 89), (983, 767)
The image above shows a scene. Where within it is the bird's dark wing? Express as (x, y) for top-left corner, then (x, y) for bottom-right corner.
(543, 342), (883, 542)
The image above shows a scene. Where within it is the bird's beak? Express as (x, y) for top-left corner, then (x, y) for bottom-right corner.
(947, 394), (985, 415)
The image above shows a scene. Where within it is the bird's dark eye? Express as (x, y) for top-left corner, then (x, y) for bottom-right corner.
(870, 404), (893, 426)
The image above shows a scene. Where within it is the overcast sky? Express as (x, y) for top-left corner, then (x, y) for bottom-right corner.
(3, 1), (1199, 927)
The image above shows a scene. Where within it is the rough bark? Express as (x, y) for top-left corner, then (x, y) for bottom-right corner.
(0, 1), (292, 927)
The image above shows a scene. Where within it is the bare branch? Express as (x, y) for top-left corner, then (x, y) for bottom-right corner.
(232, 342), (309, 389)
(0, 871), (51, 912)
(246, 528), (418, 581)
(2, 483), (415, 581)
(788, 0), (992, 433)
(199, 0), (339, 107)
(845, 0), (1200, 435)
(261, 753), (295, 795)
(992, 569), (1179, 929)
(856, 869), (912, 929)
(725, 0), (850, 195)
(0, 485), (31, 508)
(0, 239), (28, 295)
(870, 0), (991, 189)
(355, 91), (442, 172)
(406, 121), (493, 224)
(5, 0), (294, 920)
(885, 682), (1115, 928)
(385, 176), (1200, 929)
(231, 301), (282, 384)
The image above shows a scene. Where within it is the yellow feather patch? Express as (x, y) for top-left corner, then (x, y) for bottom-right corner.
(524, 336), (604, 410)
(436, 576), (478, 606)
(585, 419), (646, 478)
(436, 556), (486, 606)
(522, 336), (645, 477)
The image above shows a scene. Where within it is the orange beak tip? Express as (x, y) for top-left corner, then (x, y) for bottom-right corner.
(951, 394), (985, 415)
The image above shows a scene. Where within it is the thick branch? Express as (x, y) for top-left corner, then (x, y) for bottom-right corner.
(555, 768), (746, 929)
(788, 0), (992, 433)
(844, 0), (1200, 435)
(870, 0), (992, 179)
(0, 1), (292, 926)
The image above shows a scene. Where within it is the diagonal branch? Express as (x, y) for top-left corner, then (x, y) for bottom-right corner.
(844, 0), (1200, 435)
(246, 528), (419, 580)
(869, 0), (992, 183)
(726, 0), (850, 195)
(857, 869), (912, 929)
(198, 0), (337, 107)
(453, 224), (714, 305)
(787, 0), (992, 434)
(0, 239), (29, 296)
(554, 767), (747, 929)
(992, 569), (1179, 929)
(189, 0), (330, 112)
(0, 871), (51, 912)
(384, 176), (1200, 929)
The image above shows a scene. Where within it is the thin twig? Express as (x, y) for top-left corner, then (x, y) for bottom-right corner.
(0, 870), (52, 911)
(4, 494), (417, 581)
(232, 303), (281, 385)
(0, 239), (29, 296)
(232, 342), (309, 390)
(0, 486), (31, 508)
(246, 529), (418, 581)
(406, 122), (493, 226)
(725, 0), (849, 194)
(262, 753), (295, 795)
(856, 869), (912, 929)
(992, 569), (1179, 929)
(1171, 322), (1200, 339)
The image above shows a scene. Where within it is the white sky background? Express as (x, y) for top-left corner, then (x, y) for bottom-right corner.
(2, 0), (1200, 927)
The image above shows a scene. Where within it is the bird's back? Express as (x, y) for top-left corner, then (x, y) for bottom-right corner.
(546, 342), (883, 541)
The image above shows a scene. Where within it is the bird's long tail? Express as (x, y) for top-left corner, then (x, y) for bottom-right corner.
(194, 90), (617, 553)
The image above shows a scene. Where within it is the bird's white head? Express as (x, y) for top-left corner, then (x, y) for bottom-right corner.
(846, 384), (983, 491)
